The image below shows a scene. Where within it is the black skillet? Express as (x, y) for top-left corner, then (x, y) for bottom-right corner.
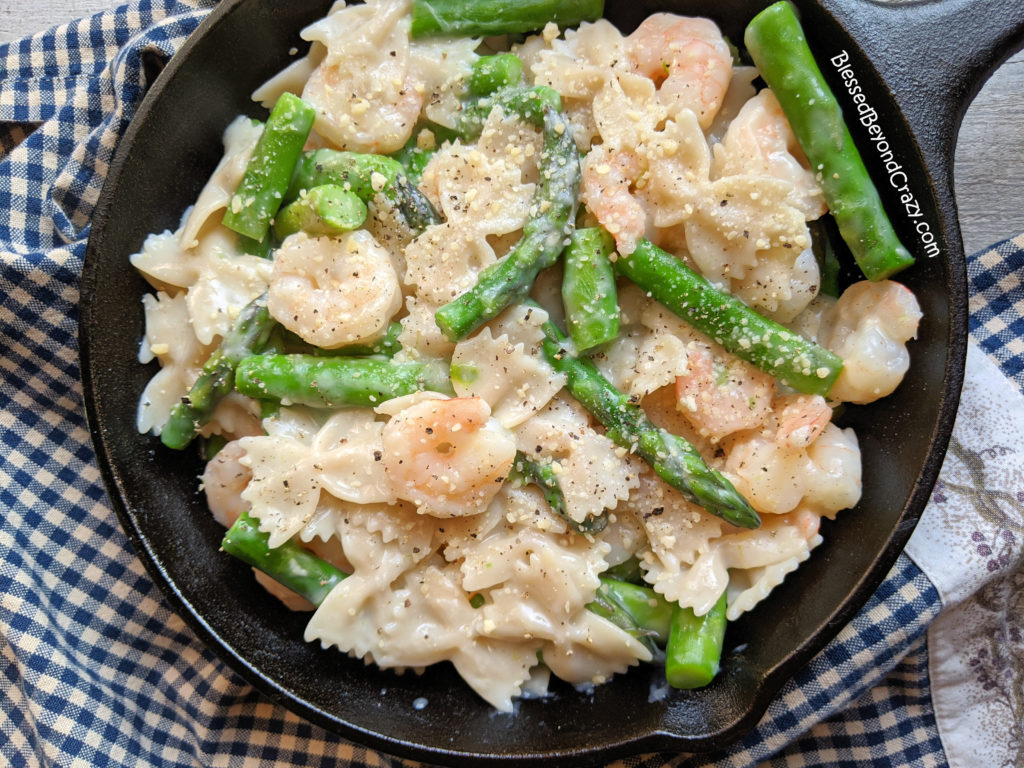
(79, 0), (1024, 764)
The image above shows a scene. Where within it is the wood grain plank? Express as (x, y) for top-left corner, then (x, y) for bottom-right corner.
(0, 0), (112, 43)
(954, 51), (1024, 254)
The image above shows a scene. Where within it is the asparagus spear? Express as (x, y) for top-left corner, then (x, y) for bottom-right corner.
(665, 591), (728, 689)
(744, 1), (914, 280)
(234, 354), (453, 408)
(273, 184), (367, 240)
(280, 321), (403, 358)
(468, 53), (524, 96)
(286, 149), (440, 234)
(410, 0), (605, 38)
(510, 451), (607, 534)
(160, 294), (278, 450)
(389, 121), (460, 186)
(458, 85), (562, 141)
(613, 238), (843, 397)
(202, 434), (229, 461)
(809, 217), (843, 298)
(537, 315), (760, 529)
(588, 577), (674, 654)
(222, 511), (347, 605)
(222, 92), (315, 243)
(435, 105), (580, 341)
(235, 230), (275, 259)
(603, 556), (643, 584)
(562, 226), (620, 352)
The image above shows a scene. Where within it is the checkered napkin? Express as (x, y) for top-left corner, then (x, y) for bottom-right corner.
(2, 3), (1022, 767)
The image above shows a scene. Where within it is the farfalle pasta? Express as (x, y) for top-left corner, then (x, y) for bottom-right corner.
(133, 0), (922, 710)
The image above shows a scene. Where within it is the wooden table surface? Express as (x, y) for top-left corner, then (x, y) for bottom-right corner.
(2, 1), (1023, 255)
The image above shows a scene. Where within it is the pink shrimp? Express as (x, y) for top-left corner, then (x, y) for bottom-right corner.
(381, 396), (517, 518)
(674, 343), (775, 442)
(300, 0), (423, 153)
(627, 13), (733, 128)
(201, 440), (251, 529)
(819, 280), (922, 404)
(773, 393), (832, 449)
(779, 509), (822, 542)
(580, 145), (647, 255)
(720, 395), (841, 516)
(715, 89), (826, 220)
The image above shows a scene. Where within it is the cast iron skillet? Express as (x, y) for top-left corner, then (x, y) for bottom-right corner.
(79, 0), (1024, 764)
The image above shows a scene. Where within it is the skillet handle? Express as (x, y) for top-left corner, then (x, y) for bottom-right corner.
(819, 0), (1024, 182)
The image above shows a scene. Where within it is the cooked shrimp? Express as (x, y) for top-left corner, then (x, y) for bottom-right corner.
(818, 280), (922, 404)
(201, 440), (251, 529)
(581, 144), (647, 255)
(674, 342), (775, 442)
(713, 89), (826, 220)
(305, 63), (422, 154)
(721, 395), (846, 516)
(779, 508), (822, 543)
(267, 230), (402, 349)
(774, 393), (832, 449)
(721, 429), (810, 516)
(381, 396), (517, 518)
(804, 423), (862, 514)
(753, 245), (821, 323)
(301, 0), (422, 153)
(627, 13), (733, 128)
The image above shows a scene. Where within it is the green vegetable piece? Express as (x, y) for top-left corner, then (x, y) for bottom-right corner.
(282, 321), (404, 358)
(450, 362), (480, 386)
(202, 434), (228, 461)
(510, 451), (606, 534)
(390, 122), (461, 185)
(613, 238), (843, 397)
(160, 295), (278, 450)
(287, 148), (440, 234)
(435, 106), (579, 341)
(810, 217), (842, 298)
(469, 53), (523, 96)
(273, 184), (368, 240)
(537, 313), (760, 529)
(410, 0), (604, 38)
(665, 591), (728, 689)
(221, 511), (347, 606)
(603, 556), (643, 584)
(259, 399), (280, 421)
(403, 148), (435, 186)
(288, 149), (401, 201)
(562, 226), (620, 352)
(744, 1), (914, 280)
(222, 92), (316, 243)
(459, 85), (562, 141)
(588, 577), (674, 653)
(236, 231), (275, 259)
(390, 144), (435, 188)
(234, 354), (453, 408)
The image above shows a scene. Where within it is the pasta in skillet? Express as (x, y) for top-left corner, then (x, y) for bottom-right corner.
(132, 0), (921, 710)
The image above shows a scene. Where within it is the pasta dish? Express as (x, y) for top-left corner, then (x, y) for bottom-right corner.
(130, 0), (922, 711)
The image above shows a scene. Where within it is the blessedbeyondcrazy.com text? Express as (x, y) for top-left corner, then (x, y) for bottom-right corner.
(831, 50), (940, 258)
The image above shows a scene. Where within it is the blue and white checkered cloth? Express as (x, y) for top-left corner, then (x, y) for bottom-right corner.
(1, 3), (1021, 766)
